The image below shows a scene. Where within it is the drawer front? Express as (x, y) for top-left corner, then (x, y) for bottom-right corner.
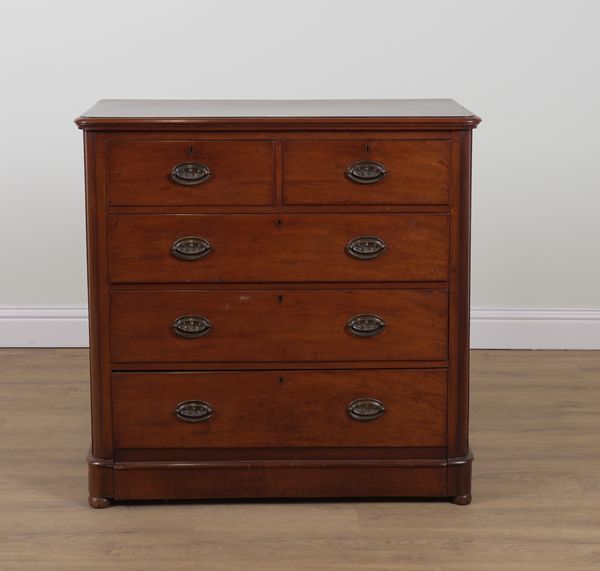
(109, 289), (448, 364)
(113, 369), (447, 448)
(107, 140), (275, 206)
(108, 213), (449, 283)
(284, 139), (450, 205)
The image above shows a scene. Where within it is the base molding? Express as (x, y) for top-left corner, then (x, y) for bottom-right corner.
(87, 449), (473, 507)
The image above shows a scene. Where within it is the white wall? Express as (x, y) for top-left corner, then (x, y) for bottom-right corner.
(1, 0), (599, 347)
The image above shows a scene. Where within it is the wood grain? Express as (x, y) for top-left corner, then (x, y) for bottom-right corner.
(284, 139), (450, 205)
(75, 99), (481, 132)
(107, 139), (275, 207)
(78, 106), (478, 506)
(1, 349), (599, 569)
(108, 213), (449, 284)
(109, 288), (449, 364)
(112, 369), (447, 449)
(113, 465), (447, 502)
(79, 98), (478, 118)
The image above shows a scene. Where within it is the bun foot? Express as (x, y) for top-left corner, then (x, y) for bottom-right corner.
(89, 496), (111, 509)
(451, 494), (472, 505)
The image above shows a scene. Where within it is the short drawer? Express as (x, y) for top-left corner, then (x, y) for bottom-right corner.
(284, 139), (450, 205)
(106, 140), (275, 206)
(108, 213), (449, 283)
(109, 288), (448, 364)
(112, 369), (447, 448)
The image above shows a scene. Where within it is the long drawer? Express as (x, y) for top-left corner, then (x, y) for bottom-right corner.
(106, 140), (275, 206)
(108, 213), (449, 283)
(109, 289), (448, 364)
(112, 369), (447, 448)
(284, 139), (450, 205)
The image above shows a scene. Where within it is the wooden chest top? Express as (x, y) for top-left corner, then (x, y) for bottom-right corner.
(76, 98), (480, 130)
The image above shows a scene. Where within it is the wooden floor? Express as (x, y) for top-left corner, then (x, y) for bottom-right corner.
(1, 350), (599, 570)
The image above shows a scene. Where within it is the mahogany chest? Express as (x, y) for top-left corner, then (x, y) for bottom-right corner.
(76, 99), (480, 507)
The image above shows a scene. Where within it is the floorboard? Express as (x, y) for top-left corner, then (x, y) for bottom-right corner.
(0, 349), (599, 570)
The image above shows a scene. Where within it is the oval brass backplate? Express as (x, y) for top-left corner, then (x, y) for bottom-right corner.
(172, 315), (212, 339)
(347, 398), (385, 421)
(346, 236), (386, 260)
(346, 314), (386, 337)
(171, 237), (212, 261)
(175, 400), (214, 422)
(170, 162), (211, 185)
(345, 160), (387, 184)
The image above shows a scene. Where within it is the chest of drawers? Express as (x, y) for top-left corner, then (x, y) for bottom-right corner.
(76, 99), (480, 507)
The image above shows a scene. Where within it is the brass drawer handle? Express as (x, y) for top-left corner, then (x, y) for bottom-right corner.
(170, 162), (211, 185)
(347, 398), (385, 421)
(346, 236), (386, 260)
(345, 160), (387, 184)
(346, 314), (385, 337)
(171, 237), (212, 261)
(172, 315), (211, 339)
(175, 400), (213, 422)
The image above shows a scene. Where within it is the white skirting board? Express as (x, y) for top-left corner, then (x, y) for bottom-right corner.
(0, 306), (599, 350)
(470, 307), (600, 350)
(0, 307), (89, 348)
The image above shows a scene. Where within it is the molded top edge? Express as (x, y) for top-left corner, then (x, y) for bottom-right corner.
(75, 99), (481, 129)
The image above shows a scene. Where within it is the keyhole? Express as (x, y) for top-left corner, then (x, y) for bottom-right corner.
(277, 295), (283, 303)
(276, 219), (282, 227)
(278, 376), (284, 384)
(187, 146), (194, 156)
(365, 143), (371, 153)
